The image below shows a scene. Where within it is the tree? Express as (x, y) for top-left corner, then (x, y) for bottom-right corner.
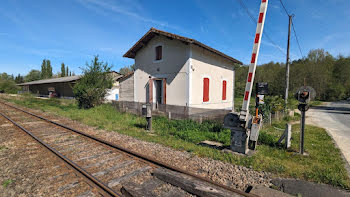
(40, 59), (53, 79)
(73, 55), (113, 109)
(25, 70), (41, 82)
(41, 59), (46, 79)
(15, 74), (24, 84)
(0, 79), (19, 93)
(66, 66), (69, 77)
(46, 60), (53, 78)
(61, 63), (66, 77)
(0, 72), (20, 93)
(234, 48), (350, 102)
(119, 64), (135, 75)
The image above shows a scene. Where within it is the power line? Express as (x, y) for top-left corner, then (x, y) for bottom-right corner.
(278, 0), (304, 58)
(236, 0), (286, 55)
(278, 0), (290, 16)
(279, 0), (304, 58)
(291, 21), (304, 58)
(237, 0), (256, 25)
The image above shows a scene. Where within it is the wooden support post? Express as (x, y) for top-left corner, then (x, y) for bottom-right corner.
(286, 123), (291, 148)
(278, 123), (292, 149)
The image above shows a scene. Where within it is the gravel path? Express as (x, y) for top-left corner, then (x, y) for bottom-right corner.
(5, 101), (272, 192)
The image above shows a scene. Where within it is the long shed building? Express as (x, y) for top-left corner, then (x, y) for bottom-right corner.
(18, 76), (81, 98)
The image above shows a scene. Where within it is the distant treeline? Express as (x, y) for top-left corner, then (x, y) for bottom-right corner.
(235, 49), (350, 101)
(0, 59), (75, 93)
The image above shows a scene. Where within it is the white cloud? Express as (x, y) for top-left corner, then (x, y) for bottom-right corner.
(77, 0), (186, 33)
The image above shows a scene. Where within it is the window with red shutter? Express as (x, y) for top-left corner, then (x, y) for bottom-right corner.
(222, 80), (227, 100)
(155, 46), (162, 60)
(203, 78), (209, 102)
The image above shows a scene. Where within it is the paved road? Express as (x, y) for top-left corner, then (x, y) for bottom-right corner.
(307, 101), (350, 166)
(328, 102), (350, 128)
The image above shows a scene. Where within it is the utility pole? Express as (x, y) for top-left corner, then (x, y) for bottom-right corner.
(284, 15), (293, 106)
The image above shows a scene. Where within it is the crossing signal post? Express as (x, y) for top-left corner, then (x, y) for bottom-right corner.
(224, 0), (269, 154)
(295, 86), (315, 155)
(249, 83), (269, 150)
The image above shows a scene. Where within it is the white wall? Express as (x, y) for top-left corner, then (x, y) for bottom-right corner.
(132, 35), (236, 109)
(190, 44), (235, 109)
(105, 88), (120, 101)
(134, 35), (190, 106)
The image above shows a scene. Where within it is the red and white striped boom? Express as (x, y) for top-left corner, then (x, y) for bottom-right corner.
(240, 0), (269, 122)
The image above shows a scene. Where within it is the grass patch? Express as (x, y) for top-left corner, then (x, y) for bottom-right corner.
(0, 146), (7, 151)
(309, 100), (323, 107)
(2, 94), (349, 189)
(2, 179), (13, 188)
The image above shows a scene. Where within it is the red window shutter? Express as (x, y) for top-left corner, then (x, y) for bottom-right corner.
(203, 78), (209, 102)
(222, 80), (227, 100)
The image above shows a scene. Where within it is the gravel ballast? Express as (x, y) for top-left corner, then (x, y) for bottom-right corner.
(0, 115), (99, 196)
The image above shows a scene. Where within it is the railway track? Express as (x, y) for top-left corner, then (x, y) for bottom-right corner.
(0, 101), (259, 197)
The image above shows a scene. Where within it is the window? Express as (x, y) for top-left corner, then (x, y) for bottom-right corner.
(155, 45), (162, 60)
(222, 80), (227, 100)
(203, 78), (209, 102)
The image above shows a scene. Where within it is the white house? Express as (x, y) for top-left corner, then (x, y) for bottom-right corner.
(122, 28), (242, 110)
(104, 71), (123, 101)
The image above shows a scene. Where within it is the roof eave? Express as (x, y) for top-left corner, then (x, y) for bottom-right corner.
(123, 27), (243, 65)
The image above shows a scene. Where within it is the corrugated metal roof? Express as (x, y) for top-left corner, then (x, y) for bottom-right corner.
(123, 27), (243, 65)
(18, 75), (82, 86)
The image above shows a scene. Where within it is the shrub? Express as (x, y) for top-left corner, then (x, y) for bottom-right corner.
(0, 79), (20, 94)
(73, 56), (113, 109)
(257, 95), (286, 121)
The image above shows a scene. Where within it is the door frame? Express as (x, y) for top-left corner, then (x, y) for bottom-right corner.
(149, 78), (166, 104)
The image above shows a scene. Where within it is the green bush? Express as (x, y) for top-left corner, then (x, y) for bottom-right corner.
(73, 56), (113, 109)
(257, 95), (286, 120)
(0, 79), (20, 94)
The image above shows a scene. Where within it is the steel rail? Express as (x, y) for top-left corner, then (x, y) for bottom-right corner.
(0, 111), (120, 197)
(0, 101), (259, 197)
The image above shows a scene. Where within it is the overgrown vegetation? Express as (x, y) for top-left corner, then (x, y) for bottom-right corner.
(0, 73), (20, 93)
(73, 56), (113, 109)
(235, 49), (350, 101)
(3, 94), (349, 189)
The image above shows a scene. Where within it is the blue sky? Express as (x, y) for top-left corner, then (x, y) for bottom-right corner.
(1, 0), (350, 76)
